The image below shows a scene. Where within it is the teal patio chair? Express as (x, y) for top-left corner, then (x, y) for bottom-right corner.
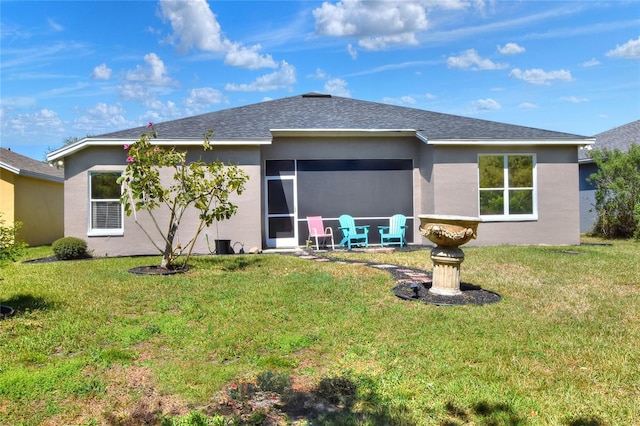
(378, 214), (407, 247)
(338, 215), (369, 249)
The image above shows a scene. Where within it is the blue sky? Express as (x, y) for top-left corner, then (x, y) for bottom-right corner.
(1, 0), (639, 160)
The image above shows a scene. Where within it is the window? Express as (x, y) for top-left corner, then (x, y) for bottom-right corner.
(478, 154), (536, 220)
(89, 172), (123, 235)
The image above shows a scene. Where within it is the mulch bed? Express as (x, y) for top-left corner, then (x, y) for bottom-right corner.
(300, 249), (502, 307)
(392, 281), (502, 306)
(128, 265), (188, 275)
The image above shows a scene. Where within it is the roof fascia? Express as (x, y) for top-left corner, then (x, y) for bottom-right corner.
(425, 138), (596, 146)
(0, 162), (20, 174)
(0, 162), (63, 183)
(47, 137), (271, 162)
(17, 170), (64, 183)
(270, 129), (417, 138)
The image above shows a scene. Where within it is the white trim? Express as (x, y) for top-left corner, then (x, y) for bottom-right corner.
(270, 129), (417, 137)
(579, 158), (595, 164)
(47, 137), (272, 161)
(88, 171), (125, 237)
(477, 153), (538, 220)
(87, 229), (124, 237)
(264, 170), (298, 248)
(0, 162), (20, 174)
(0, 162), (64, 183)
(429, 138), (595, 146)
(480, 215), (538, 222)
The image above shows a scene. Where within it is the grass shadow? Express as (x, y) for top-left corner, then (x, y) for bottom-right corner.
(201, 372), (415, 425)
(566, 417), (606, 426)
(443, 400), (525, 425)
(194, 255), (265, 272)
(0, 293), (55, 315)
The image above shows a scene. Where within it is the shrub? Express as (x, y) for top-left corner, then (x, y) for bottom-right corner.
(0, 214), (27, 261)
(52, 237), (89, 260)
(588, 144), (640, 239)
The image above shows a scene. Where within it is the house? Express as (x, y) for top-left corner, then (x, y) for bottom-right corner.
(47, 93), (593, 257)
(578, 120), (640, 233)
(0, 148), (64, 246)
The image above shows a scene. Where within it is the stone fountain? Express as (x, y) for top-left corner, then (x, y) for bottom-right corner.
(419, 214), (481, 296)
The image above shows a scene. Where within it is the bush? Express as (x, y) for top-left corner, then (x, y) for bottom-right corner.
(588, 144), (640, 239)
(52, 237), (89, 260)
(0, 214), (27, 261)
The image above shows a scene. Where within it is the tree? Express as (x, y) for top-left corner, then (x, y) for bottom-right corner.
(588, 143), (640, 239)
(117, 125), (249, 269)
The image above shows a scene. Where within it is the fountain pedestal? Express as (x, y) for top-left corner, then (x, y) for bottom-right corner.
(430, 247), (465, 295)
(419, 215), (481, 296)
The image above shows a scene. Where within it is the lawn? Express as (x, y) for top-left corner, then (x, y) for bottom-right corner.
(0, 238), (638, 425)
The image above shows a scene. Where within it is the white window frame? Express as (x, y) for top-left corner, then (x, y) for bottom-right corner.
(478, 153), (538, 222)
(88, 171), (124, 236)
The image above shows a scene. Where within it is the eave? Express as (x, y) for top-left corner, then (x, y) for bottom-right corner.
(0, 162), (64, 183)
(46, 137), (272, 162)
(269, 129), (418, 138)
(420, 135), (596, 146)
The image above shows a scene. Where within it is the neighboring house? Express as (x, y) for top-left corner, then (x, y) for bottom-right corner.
(47, 93), (593, 257)
(0, 148), (64, 246)
(578, 120), (640, 233)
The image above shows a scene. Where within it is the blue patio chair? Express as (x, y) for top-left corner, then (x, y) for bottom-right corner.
(338, 214), (369, 249)
(378, 214), (407, 247)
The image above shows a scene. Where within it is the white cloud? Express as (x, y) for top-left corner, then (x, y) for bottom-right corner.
(581, 58), (601, 67)
(509, 68), (573, 85)
(312, 0), (483, 50)
(224, 61), (296, 92)
(347, 44), (358, 59)
(91, 63), (112, 80)
(382, 95), (417, 106)
(5, 108), (66, 134)
(497, 42), (525, 55)
(561, 96), (589, 104)
(126, 53), (175, 86)
(224, 43), (277, 69)
(518, 102), (538, 110)
(48, 18), (64, 32)
(159, 0), (226, 53)
(324, 78), (351, 97)
(183, 87), (228, 114)
(313, 0), (428, 50)
(74, 103), (130, 132)
(447, 49), (508, 70)
(308, 68), (328, 79)
(159, 0), (277, 69)
(471, 98), (501, 112)
(118, 84), (150, 102)
(425, 93), (437, 100)
(141, 100), (182, 123)
(606, 36), (640, 59)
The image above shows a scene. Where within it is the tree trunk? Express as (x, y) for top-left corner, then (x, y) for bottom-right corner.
(161, 222), (179, 268)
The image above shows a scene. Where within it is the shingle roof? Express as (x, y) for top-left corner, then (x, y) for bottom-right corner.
(98, 93), (589, 141)
(0, 148), (64, 182)
(578, 119), (640, 161)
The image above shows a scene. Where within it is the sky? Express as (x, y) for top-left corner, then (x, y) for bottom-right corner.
(1, 0), (639, 161)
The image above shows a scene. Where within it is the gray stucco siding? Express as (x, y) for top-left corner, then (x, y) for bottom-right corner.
(62, 145), (262, 257)
(420, 145), (580, 246)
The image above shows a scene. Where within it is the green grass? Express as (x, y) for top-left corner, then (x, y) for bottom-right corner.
(0, 238), (638, 425)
